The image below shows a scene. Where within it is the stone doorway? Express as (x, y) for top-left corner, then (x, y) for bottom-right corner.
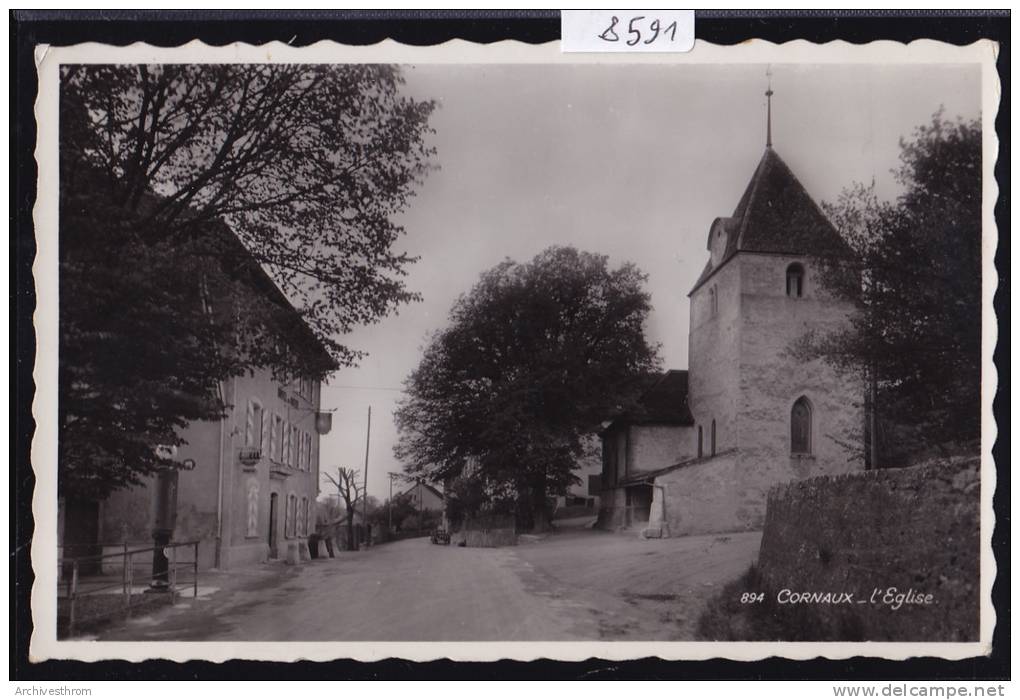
(625, 484), (653, 527)
(268, 492), (279, 559)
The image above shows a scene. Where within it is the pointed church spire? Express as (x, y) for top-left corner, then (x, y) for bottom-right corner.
(765, 66), (774, 149)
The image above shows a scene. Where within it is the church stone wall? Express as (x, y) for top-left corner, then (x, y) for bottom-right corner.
(736, 254), (863, 495)
(688, 260), (742, 455)
(652, 450), (750, 536)
(668, 253), (864, 538)
(626, 424), (697, 476)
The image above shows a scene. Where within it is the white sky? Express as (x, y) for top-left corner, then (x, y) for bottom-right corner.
(317, 62), (981, 501)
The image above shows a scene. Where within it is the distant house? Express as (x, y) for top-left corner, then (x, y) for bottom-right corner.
(597, 370), (696, 529)
(397, 481), (445, 513)
(554, 434), (602, 511)
(59, 221), (336, 572)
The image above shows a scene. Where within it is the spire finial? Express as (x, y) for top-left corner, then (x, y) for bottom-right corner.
(765, 65), (774, 149)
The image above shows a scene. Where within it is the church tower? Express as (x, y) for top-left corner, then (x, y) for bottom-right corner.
(684, 85), (863, 532)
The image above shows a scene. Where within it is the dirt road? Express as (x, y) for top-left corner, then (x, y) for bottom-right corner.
(514, 524), (762, 639)
(96, 526), (760, 641)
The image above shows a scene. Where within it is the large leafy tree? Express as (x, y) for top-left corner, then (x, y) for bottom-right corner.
(800, 111), (982, 462)
(394, 246), (660, 531)
(59, 64), (436, 498)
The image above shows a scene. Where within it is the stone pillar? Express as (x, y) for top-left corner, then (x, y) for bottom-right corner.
(641, 483), (668, 539)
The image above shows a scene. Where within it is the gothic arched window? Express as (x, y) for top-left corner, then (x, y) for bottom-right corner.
(697, 426), (703, 458)
(786, 263), (805, 298)
(710, 419), (717, 455)
(791, 397), (812, 454)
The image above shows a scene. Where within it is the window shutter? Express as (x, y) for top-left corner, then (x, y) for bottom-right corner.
(269, 414), (278, 461)
(245, 401), (254, 446)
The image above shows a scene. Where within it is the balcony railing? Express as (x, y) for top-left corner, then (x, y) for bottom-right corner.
(238, 446), (262, 466)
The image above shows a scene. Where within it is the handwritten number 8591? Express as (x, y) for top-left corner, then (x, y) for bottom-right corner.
(598, 15), (679, 46)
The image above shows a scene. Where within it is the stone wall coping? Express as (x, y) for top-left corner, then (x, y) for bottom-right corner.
(765, 455), (980, 501)
(617, 447), (740, 486)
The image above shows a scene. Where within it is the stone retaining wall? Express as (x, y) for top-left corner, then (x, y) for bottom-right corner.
(757, 456), (980, 641)
(454, 514), (518, 547)
(458, 528), (517, 547)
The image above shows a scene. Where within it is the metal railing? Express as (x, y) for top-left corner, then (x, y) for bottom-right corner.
(58, 540), (200, 638)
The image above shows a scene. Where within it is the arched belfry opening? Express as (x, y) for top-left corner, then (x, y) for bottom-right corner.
(786, 262), (805, 298)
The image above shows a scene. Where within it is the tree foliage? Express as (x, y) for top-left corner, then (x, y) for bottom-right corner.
(802, 111), (982, 460)
(394, 246), (660, 530)
(368, 489), (440, 537)
(58, 64), (436, 498)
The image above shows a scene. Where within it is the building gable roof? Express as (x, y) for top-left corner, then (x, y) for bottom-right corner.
(601, 369), (694, 432)
(397, 481), (444, 502)
(691, 147), (850, 293)
(130, 183), (337, 373)
(207, 222), (338, 373)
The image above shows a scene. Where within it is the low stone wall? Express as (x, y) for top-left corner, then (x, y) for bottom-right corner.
(756, 457), (980, 641)
(453, 514), (518, 547)
(457, 528), (518, 547)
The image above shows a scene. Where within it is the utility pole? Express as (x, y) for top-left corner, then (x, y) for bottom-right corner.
(418, 479), (424, 534)
(361, 406), (371, 548)
(387, 472), (398, 536)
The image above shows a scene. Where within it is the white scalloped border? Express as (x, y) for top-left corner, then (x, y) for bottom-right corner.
(29, 37), (1001, 665)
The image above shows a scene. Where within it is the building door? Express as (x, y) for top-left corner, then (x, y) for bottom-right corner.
(625, 485), (653, 526)
(268, 493), (279, 559)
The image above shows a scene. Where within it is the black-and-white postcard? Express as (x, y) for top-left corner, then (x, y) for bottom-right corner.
(28, 34), (1000, 665)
